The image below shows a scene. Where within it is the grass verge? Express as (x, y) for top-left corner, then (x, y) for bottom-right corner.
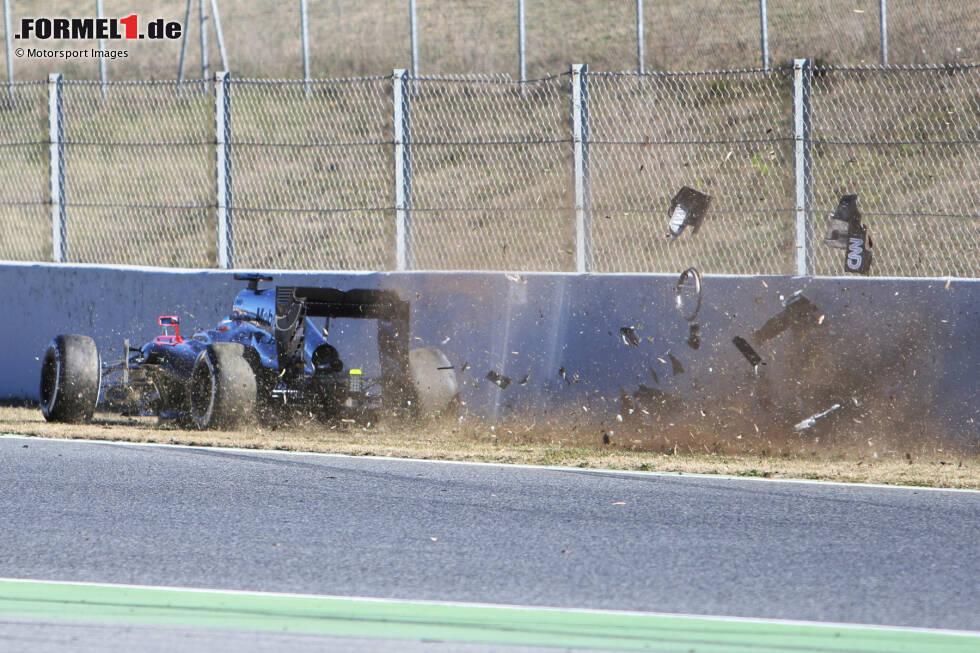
(2, 405), (977, 489)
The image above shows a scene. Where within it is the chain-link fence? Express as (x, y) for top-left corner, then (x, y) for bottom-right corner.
(809, 66), (980, 278)
(5, 1), (977, 82)
(61, 80), (215, 267)
(0, 64), (977, 277)
(0, 82), (48, 262)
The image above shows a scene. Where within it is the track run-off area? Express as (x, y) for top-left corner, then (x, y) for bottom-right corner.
(1, 435), (978, 651)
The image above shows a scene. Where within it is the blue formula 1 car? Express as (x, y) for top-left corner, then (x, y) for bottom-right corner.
(39, 274), (457, 429)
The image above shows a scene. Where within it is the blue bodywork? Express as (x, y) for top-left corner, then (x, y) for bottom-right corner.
(102, 275), (411, 423)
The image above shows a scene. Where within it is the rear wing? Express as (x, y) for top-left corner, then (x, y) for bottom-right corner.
(274, 286), (414, 412)
(276, 286), (408, 322)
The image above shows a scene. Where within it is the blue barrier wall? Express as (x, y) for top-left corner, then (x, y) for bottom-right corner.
(1, 263), (976, 447)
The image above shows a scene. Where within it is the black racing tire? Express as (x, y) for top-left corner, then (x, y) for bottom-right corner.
(40, 334), (101, 423)
(187, 343), (256, 430)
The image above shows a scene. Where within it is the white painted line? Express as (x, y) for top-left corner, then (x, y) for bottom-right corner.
(2, 577), (977, 638)
(3, 433), (978, 494)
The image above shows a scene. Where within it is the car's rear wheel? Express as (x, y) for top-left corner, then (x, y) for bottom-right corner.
(409, 347), (458, 415)
(40, 334), (101, 423)
(187, 343), (256, 430)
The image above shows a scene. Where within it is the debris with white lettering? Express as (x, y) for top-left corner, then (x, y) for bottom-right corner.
(666, 187), (712, 239)
(823, 194), (872, 275)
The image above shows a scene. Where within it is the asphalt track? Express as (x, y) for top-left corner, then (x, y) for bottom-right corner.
(1, 436), (978, 651)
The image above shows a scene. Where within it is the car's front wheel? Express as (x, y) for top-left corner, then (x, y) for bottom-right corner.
(40, 334), (101, 423)
(187, 343), (256, 430)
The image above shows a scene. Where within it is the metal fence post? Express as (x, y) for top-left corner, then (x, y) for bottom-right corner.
(793, 58), (813, 276)
(208, 0), (229, 71)
(636, 0), (645, 76)
(4, 0), (13, 105)
(300, 0), (311, 97)
(759, 0), (769, 71)
(393, 69), (412, 271)
(879, 0), (888, 66)
(199, 0), (209, 81)
(571, 63), (591, 273)
(48, 73), (66, 263)
(409, 0), (419, 78)
(96, 0), (107, 98)
(518, 0), (526, 95)
(214, 71), (233, 268)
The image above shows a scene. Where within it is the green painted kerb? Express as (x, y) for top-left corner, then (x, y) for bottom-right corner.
(0, 580), (976, 652)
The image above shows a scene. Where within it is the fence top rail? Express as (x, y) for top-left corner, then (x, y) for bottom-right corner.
(227, 75), (391, 84)
(59, 78), (210, 87)
(409, 72), (564, 84)
(811, 62), (980, 73)
(592, 67), (780, 77)
(32, 62), (980, 88)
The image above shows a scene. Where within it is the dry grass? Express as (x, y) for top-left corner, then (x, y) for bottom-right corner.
(3, 405), (977, 489)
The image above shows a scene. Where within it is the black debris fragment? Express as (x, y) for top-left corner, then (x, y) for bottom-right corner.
(620, 389), (636, 415)
(634, 384), (668, 405)
(460, 361), (470, 374)
(648, 366), (659, 385)
(668, 353), (685, 376)
(732, 336), (765, 368)
(486, 370), (512, 389)
(823, 195), (855, 249)
(752, 293), (821, 343)
(620, 327), (640, 347)
(558, 366), (571, 385)
(436, 365), (454, 370)
(822, 194), (872, 275)
(667, 187), (712, 239)
(519, 373), (530, 385)
(687, 323), (701, 350)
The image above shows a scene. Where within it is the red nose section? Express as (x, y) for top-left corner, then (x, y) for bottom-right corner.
(155, 315), (183, 345)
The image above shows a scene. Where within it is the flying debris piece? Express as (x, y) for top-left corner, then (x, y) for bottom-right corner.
(666, 187), (712, 239)
(674, 267), (703, 322)
(486, 370), (512, 389)
(634, 384), (670, 408)
(822, 194), (872, 274)
(752, 293), (821, 343)
(732, 336), (765, 368)
(648, 366), (659, 385)
(823, 195), (855, 250)
(620, 327), (640, 347)
(519, 373), (530, 385)
(460, 361), (470, 374)
(687, 323), (701, 350)
(558, 366), (571, 385)
(668, 353), (685, 376)
(846, 218), (873, 275)
(794, 403), (841, 431)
